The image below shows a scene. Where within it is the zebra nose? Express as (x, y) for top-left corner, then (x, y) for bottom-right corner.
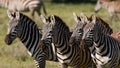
(5, 34), (12, 45)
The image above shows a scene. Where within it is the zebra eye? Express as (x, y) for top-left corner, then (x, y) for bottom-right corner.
(50, 31), (53, 33)
(79, 32), (82, 35)
(79, 29), (83, 32)
(15, 25), (19, 27)
(89, 29), (93, 31)
(79, 29), (82, 31)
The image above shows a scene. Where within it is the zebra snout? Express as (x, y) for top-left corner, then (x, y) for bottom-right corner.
(5, 34), (12, 45)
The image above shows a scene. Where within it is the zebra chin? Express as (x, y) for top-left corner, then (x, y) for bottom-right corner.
(4, 34), (13, 45)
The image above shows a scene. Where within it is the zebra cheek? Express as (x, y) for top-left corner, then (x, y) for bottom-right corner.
(4, 34), (12, 45)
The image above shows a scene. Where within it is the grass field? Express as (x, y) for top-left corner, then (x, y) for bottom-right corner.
(0, 2), (120, 68)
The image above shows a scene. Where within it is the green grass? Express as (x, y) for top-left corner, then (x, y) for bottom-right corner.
(0, 2), (120, 68)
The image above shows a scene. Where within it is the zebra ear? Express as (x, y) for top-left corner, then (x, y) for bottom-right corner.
(91, 15), (96, 24)
(7, 10), (14, 19)
(15, 12), (20, 20)
(40, 15), (48, 24)
(73, 12), (79, 23)
(50, 15), (56, 25)
(80, 12), (86, 23)
(83, 14), (88, 23)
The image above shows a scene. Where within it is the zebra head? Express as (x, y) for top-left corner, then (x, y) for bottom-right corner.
(5, 11), (22, 45)
(69, 13), (87, 45)
(81, 15), (97, 48)
(40, 15), (55, 44)
(40, 14), (70, 44)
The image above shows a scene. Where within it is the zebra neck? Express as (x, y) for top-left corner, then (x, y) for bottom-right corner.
(93, 24), (102, 44)
(55, 32), (70, 54)
(93, 31), (107, 54)
(94, 30), (102, 45)
(19, 23), (41, 57)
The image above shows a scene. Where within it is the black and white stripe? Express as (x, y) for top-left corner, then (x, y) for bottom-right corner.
(83, 15), (113, 53)
(0, 0), (47, 18)
(5, 11), (57, 68)
(81, 15), (120, 68)
(40, 14), (95, 68)
(70, 13), (114, 68)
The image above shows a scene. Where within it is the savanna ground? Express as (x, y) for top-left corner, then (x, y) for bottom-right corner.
(0, 1), (120, 68)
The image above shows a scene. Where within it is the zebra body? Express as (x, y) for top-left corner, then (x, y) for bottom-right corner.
(70, 13), (114, 68)
(5, 11), (57, 68)
(81, 15), (120, 68)
(0, 0), (47, 18)
(83, 15), (113, 57)
(40, 14), (95, 68)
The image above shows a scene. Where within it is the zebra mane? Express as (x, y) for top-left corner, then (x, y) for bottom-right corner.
(19, 13), (34, 23)
(89, 15), (113, 32)
(50, 15), (70, 33)
(19, 13), (39, 28)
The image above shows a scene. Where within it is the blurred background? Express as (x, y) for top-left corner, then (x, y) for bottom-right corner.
(0, 0), (120, 68)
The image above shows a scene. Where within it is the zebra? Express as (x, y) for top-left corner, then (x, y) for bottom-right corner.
(82, 14), (113, 50)
(81, 15), (120, 68)
(70, 13), (114, 67)
(40, 14), (96, 68)
(69, 13), (88, 48)
(0, 0), (47, 18)
(70, 13), (113, 48)
(4, 11), (57, 68)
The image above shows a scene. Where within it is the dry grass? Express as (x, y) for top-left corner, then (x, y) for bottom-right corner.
(0, 2), (120, 68)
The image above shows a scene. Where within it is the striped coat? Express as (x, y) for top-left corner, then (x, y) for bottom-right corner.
(40, 14), (96, 68)
(81, 15), (120, 68)
(0, 0), (47, 18)
(5, 11), (56, 68)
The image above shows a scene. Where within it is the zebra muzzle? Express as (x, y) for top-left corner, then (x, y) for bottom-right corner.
(5, 34), (12, 45)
